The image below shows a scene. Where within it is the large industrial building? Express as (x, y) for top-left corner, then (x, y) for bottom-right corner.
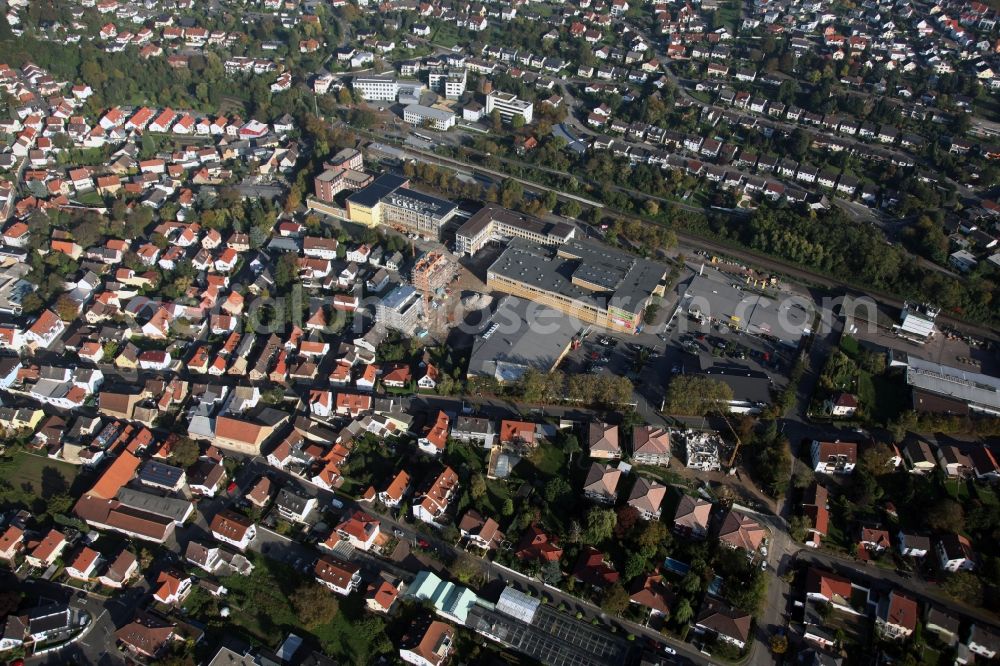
(906, 356), (1000, 416)
(679, 271), (812, 347)
(486, 239), (667, 333)
(345, 174), (458, 239)
(455, 204), (576, 256)
(466, 296), (581, 383)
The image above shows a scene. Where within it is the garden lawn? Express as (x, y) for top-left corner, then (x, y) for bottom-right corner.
(0, 452), (81, 511)
(525, 441), (565, 478)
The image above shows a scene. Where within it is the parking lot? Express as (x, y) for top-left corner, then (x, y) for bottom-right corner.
(660, 305), (798, 388)
(560, 333), (651, 380)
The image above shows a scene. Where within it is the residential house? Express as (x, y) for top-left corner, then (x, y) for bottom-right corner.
(399, 618), (454, 666)
(673, 496), (712, 539)
(99, 550), (138, 588)
(66, 547), (103, 580)
(412, 466), (458, 525)
(811, 440), (857, 474)
(210, 509), (256, 551)
(499, 419), (536, 449)
(582, 463), (621, 504)
(378, 470), (411, 508)
(418, 411), (450, 456)
(588, 422), (621, 459)
(937, 533), (975, 572)
(695, 599), (752, 650)
(717, 509), (764, 552)
(573, 546), (619, 588)
(898, 532), (930, 558)
(805, 568), (857, 614)
(904, 440), (937, 474)
(336, 510), (381, 551)
(801, 483), (828, 548)
(275, 488), (318, 524)
(515, 524), (562, 562)
(314, 554), (361, 596)
(632, 425), (671, 465)
(451, 417), (495, 449)
(629, 573), (673, 620)
(876, 591), (918, 640)
(627, 477), (667, 520)
(967, 624), (1000, 659)
(153, 571), (192, 605)
(860, 527), (891, 553)
(25, 529), (67, 568)
(924, 606), (960, 646)
(458, 510), (504, 550)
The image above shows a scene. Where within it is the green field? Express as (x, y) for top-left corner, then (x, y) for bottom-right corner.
(0, 452), (82, 514)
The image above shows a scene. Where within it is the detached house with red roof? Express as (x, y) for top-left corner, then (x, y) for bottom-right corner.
(811, 440), (857, 474)
(717, 509), (765, 552)
(26, 529), (67, 568)
(418, 411), (450, 456)
(315, 554), (361, 596)
(336, 510), (381, 551)
(412, 466), (458, 524)
(515, 524), (562, 562)
(25, 309), (65, 349)
(0, 525), (24, 561)
(378, 470), (410, 508)
(876, 591), (918, 640)
(154, 571), (192, 605)
(801, 484), (828, 548)
(210, 509), (256, 551)
(805, 568), (860, 615)
(66, 546), (104, 580)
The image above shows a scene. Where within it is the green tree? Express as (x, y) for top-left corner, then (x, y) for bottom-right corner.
(171, 437), (201, 469)
(663, 376), (734, 415)
(789, 514), (812, 543)
(940, 572), (983, 606)
(673, 598), (694, 625)
(502, 498), (515, 517)
(584, 507), (617, 544)
(292, 583), (339, 628)
(469, 474), (487, 500)
(545, 477), (571, 504)
(927, 501), (964, 532)
(600, 582), (630, 616)
(623, 553), (648, 581)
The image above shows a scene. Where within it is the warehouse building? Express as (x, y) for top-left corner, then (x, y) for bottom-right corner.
(486, 239), (667, 333)
(466, 296), (581, 382)
(679, 272), (812, 347)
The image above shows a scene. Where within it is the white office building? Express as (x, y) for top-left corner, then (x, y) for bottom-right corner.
(403, 104), (456, 131)
(428, 68), (467, 100)
(353, 76), (399, 102)
(486, 90), (533, 124)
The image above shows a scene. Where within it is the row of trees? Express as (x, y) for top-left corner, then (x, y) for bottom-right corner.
(515, 369), (634, 407)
